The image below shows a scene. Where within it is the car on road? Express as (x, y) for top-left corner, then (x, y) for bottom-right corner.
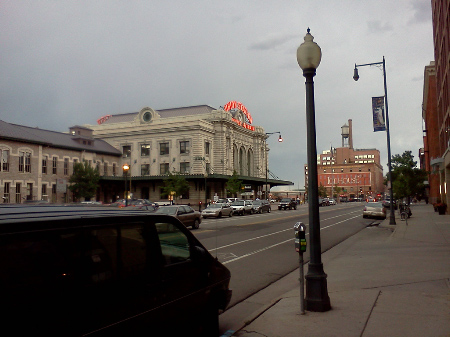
(155, 205), (202, 229)
(328, 198), (337, 205)
(278, 198), (297, 210)
(251, 199), (271, 213)
(318, 198), (329, 206)
(202, 203), (233, 218)
(0, 205), (231, 336)
(363, 201), (386, 219)
(231, 200), (253, 215)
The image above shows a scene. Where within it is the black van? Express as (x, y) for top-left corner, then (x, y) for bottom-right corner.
(0, 205), (231, 336)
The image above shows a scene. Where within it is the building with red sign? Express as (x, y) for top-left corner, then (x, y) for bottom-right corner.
(304, 119), (384, 201)
(85, 104), (292, 204)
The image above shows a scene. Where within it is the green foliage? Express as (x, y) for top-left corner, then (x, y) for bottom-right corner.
(161, 172), (190, 200)
(68, 161), (100, 200)
(389, 151), (428, 200)
(333, 185), (342, 198)
(226, 170), (243, 197)
(318, 183), (327, 197)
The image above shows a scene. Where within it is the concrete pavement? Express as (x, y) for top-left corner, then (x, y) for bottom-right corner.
(224, 202), (450, 337)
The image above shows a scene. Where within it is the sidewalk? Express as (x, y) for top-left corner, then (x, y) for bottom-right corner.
(229, 203), (450, 337)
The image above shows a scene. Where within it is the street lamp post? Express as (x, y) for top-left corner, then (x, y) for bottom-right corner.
(265, 132), (283, 200)
(353, 56), (395, 225)
(122, 163), (130, 206)
(297, 28), (331, 312)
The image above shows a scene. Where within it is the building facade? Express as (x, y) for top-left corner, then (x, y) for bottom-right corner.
(85, 104), (292, 204)
(304, 119), (384, 201)
(421, 1), (449, 207)
(0, 121), (121, 203)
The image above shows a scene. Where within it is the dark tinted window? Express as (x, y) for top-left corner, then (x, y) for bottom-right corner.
(156, 222), (190, 265)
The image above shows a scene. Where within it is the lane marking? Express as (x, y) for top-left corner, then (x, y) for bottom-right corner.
(209, 210), (361, 252)
(220, 214), (361, 264)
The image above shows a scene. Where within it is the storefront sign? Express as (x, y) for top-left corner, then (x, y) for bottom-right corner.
(318, 172), (371, 187)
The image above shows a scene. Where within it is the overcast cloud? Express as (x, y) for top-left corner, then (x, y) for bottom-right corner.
(0, 0), (434, 188)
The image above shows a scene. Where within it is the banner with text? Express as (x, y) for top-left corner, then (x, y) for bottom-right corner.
(372, 96), (386, 132)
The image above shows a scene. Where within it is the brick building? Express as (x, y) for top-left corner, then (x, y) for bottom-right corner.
(304, 119), (384, 201)
(421, 1), (449, 206)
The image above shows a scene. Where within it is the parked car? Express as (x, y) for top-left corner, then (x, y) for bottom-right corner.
(0, 205), (232, 336)
(318, 198), (329, 207)
(202, 203), (233, 218)
(278, 198), (297, 210)
(155, 205), (202, 229)
(252, 199), (271, 213)
(134, 204), (158, 212)
(231, 200), (253, 215)
(383, 197), (398, 210)
(363, 201), (386, 219)
(328, 198), (337, 205)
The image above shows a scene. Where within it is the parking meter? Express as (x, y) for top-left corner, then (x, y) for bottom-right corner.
(294, 222), (307, 253)
(294, 221), (307, 314)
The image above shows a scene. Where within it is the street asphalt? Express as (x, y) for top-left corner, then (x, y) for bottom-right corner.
(221, 202), (450, 337)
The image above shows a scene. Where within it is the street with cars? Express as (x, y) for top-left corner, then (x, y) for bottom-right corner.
(187, 200), (381, 333)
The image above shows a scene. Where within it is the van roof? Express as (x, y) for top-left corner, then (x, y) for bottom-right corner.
(0, 205), (171, 228)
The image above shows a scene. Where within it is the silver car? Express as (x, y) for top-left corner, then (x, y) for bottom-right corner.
(202, 203), (233, 218)
(363, 202), (386, 219)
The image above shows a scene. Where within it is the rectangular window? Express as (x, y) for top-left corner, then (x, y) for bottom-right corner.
(25, 152), (31, 173)
(1, 150), (9, 172)
(113, 163), (116, 176)
(160, 143), (169, 155)
(155, 222), (190, 264)
(180, 162), (190, 173)
(42, 156), (47, 174)
(206, 163), (211, 174)
(104, 162), (108, 176)
(160, 163), (169, 175)
(122, 145), (131, 158)
(52, 157), (57, 174)
(141, 164), (150, 176)
(15, 183), (21, 204)
(3, 182), (10, 203)
(26, 183), (33, 201)
(205, 142), (210, 155)
(42, 184), (47, 199)
(96, 161), (100, 172)
(141, 144), (150, 157)
(64, 158), (69, 175)
(19, 152), (25, 172)
(180, 141), (189, 154)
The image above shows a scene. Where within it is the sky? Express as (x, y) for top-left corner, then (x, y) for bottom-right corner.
(0, 0), (434, 189)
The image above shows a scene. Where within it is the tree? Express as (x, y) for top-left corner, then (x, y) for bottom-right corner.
(318, 183), (327, 197)
(389, 151), (428, 202)
(161, 172), (190, 201)
(333, 185), (342, 199)
(68, 161), (100, 201)
(226, 170), (243, 197)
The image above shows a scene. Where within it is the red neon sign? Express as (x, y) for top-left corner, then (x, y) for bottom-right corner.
(223, 101), (254, 125)
(97, 115), (112, 125)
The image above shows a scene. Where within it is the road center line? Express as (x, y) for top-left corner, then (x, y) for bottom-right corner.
(219, 213), (361, 264)
(210, 210), (360, 252)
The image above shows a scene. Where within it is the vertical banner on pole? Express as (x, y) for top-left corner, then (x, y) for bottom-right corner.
(372, 96), (386, 132)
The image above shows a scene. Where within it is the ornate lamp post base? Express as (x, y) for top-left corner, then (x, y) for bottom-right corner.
(305, 263), (331, 312)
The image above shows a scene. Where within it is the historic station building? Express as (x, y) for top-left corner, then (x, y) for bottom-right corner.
(85, 103), (292, 204)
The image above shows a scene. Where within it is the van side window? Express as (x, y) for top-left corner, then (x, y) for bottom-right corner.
(120, 226), (146, 278)
(155, 222), (190, 264)
(85, 228), (118, 284)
